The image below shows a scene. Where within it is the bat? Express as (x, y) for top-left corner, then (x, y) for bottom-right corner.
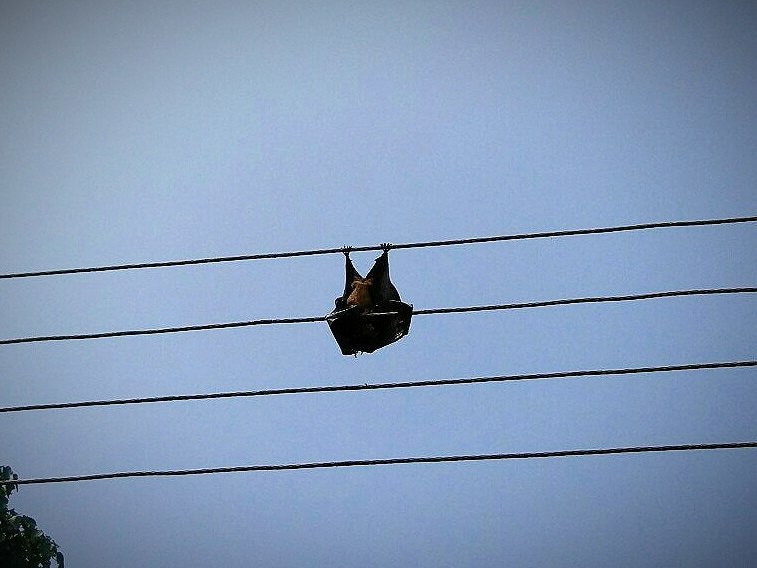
(327, 246), (412, 355)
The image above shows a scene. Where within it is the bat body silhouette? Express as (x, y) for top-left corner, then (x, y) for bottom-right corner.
(327, 248), (412, 355)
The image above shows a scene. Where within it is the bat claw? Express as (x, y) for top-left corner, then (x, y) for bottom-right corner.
(380, 242), (392, 252)
(342, 246), (352, 257)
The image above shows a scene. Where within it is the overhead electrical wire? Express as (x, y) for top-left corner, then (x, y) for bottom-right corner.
(410, 287), (757, 315)
(2, 221), (752, 491)
(1, 215), (754, 279)
(3, 442), (755, 486)
(0, 314), (325, 346)
(1, 287), (754, 345)
(1, 360), (753, 414)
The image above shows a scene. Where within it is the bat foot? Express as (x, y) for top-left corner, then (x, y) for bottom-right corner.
(380, 242), (392, 251)
(342, 246), (353, 257)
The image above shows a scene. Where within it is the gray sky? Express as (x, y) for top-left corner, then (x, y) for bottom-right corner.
(1, 1), (756, 566)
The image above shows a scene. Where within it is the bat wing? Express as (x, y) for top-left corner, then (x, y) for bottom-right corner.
(335, 252), (363, 309)
(365, 250), (401, 305)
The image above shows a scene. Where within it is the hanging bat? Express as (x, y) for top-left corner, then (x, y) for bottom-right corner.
(328, 246), (412, 355)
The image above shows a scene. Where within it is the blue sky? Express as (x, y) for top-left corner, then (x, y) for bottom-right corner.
(1, 1), (756, 566)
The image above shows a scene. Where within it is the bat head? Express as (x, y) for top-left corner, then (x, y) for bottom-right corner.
(346, 277), (373, 308)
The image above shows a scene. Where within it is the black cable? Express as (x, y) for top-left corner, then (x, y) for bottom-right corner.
(4, 442), (755, 486)
(1, 287), (753, 345)
(412, 288), (757, 316)
(2, 216), (754, 279)
(2, 360), (753, 414)
(0, 315), (324, 345)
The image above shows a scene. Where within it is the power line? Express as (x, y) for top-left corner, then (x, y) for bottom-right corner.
(2, 215), (754, 279)
(0, 315), (324, 345)
(1, 287), (753, 345)
(2, 360), (753, 414)
(412, 287), (757, 315)
(4, 442), (755, 486)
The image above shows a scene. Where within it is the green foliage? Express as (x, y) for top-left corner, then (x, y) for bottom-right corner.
(1, 466), (64, 568)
